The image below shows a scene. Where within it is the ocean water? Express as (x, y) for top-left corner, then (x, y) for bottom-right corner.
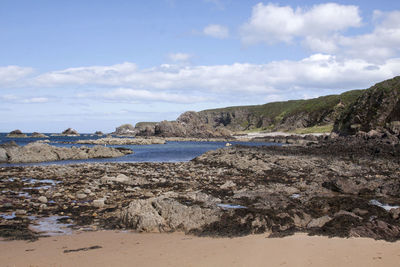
(0, 133), (276, 166)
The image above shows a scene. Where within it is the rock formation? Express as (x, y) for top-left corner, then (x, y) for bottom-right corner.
(61, 128), (79, 136)
(6, 130), (27, 138)
(334, 76), (400, 136)
(0, 142), (132, 163)
(31, 132), (48, 138)
(113, 124), (136, 136)
(94, 131), (104, 136)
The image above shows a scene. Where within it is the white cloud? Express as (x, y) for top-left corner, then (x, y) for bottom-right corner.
(240, 3), (361, 45)
(2, 55), (399, 106)
(19, 56), (400, 100)
(0, 66), (34, 87)
(1, 95), (49, 104)
(33, 62), (137, 86)
(87, 88), (207, 104)
(22, 97), (49, 103)
(167, 53), (192, 62)
(336, 10), (400, 62)
(203, 24), (229, 39)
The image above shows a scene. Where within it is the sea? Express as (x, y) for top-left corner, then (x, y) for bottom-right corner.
(0, 133), (275, 166)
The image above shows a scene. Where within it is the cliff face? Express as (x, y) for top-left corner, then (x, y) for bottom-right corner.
(129, 76), (399, 137)
(333, 76), (400, 135)
(195, 90), (363, 132)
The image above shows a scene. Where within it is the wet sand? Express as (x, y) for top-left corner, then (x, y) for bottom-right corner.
(1, 231), (399, 267)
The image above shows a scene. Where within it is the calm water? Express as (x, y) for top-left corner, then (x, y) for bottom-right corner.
(0, 133), (276, 166)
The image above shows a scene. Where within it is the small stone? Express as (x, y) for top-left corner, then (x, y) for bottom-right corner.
(92, 199), (105, 208)
(39, 204), (47, 209)
(38, 196), (48, 203)
(77, 193), (87, 199)
(53, 192), (62, 198)
(15, 209), (27, 216)
(84, 189), (91, 194)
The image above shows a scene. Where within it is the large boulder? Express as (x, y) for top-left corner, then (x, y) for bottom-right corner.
(334, 76), (400, 135)
(120, 196), (222, 232)
(61, 128), (79, 136)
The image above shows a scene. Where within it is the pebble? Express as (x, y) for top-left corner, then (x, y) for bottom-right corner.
(93, 199), (105, 208)
(77, 193), (87, 199)
(84, 189), (91, 194)
(38, 196), (48, 203)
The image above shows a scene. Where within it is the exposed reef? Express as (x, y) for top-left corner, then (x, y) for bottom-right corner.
(0, 142), (132, 163)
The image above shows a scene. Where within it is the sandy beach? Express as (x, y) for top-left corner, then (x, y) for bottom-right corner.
(1, 231), (399, 267)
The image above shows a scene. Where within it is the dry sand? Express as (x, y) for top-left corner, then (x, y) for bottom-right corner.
(1, 231), (400, 267)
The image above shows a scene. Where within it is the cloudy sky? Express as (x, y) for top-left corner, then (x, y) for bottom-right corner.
(1, 0), (399, 133)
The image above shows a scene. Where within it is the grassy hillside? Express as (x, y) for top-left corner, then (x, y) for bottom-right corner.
(199, 89), (364, 132)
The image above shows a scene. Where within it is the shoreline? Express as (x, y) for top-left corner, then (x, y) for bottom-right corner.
(1, 231), (399, 267)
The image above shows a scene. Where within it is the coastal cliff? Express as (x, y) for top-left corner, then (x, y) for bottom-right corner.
(117, 76), (399, 138)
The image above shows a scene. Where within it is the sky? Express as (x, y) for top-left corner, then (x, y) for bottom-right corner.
(1, 0), (399, 133)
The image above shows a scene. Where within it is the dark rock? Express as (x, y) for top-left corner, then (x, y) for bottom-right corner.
(6, 130), (27, 138)
(62, 128), (79, 136)
(31, 132), (48, 138)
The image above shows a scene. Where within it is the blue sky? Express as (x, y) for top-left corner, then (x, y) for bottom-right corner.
(1, 0), (399, 133)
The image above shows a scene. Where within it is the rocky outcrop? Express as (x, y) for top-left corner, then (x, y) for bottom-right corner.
(0, 142), (132, 163)
(61, 128), (79, 136)
(134, 122), (157, 136)
(121, 195), (222, 232)
(31, 132), (48, 138)
(113, 124), (136, 136)
(6, 130), (27, 138)
(94, 131), (104, 136)
(334, 76), (400, 136)
(75, 137), (166, 145)
(133, 112), (232, 138)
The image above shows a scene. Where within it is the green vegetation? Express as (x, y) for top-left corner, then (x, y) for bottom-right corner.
(201, 89), (364, 131)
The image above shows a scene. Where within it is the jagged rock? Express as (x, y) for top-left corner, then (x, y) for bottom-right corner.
(62, 128), (79, 136)
(6, 130), (27, 138)
(334, 76), (400, 135)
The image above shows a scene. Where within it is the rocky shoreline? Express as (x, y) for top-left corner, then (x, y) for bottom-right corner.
(1, 135), (399, 241)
